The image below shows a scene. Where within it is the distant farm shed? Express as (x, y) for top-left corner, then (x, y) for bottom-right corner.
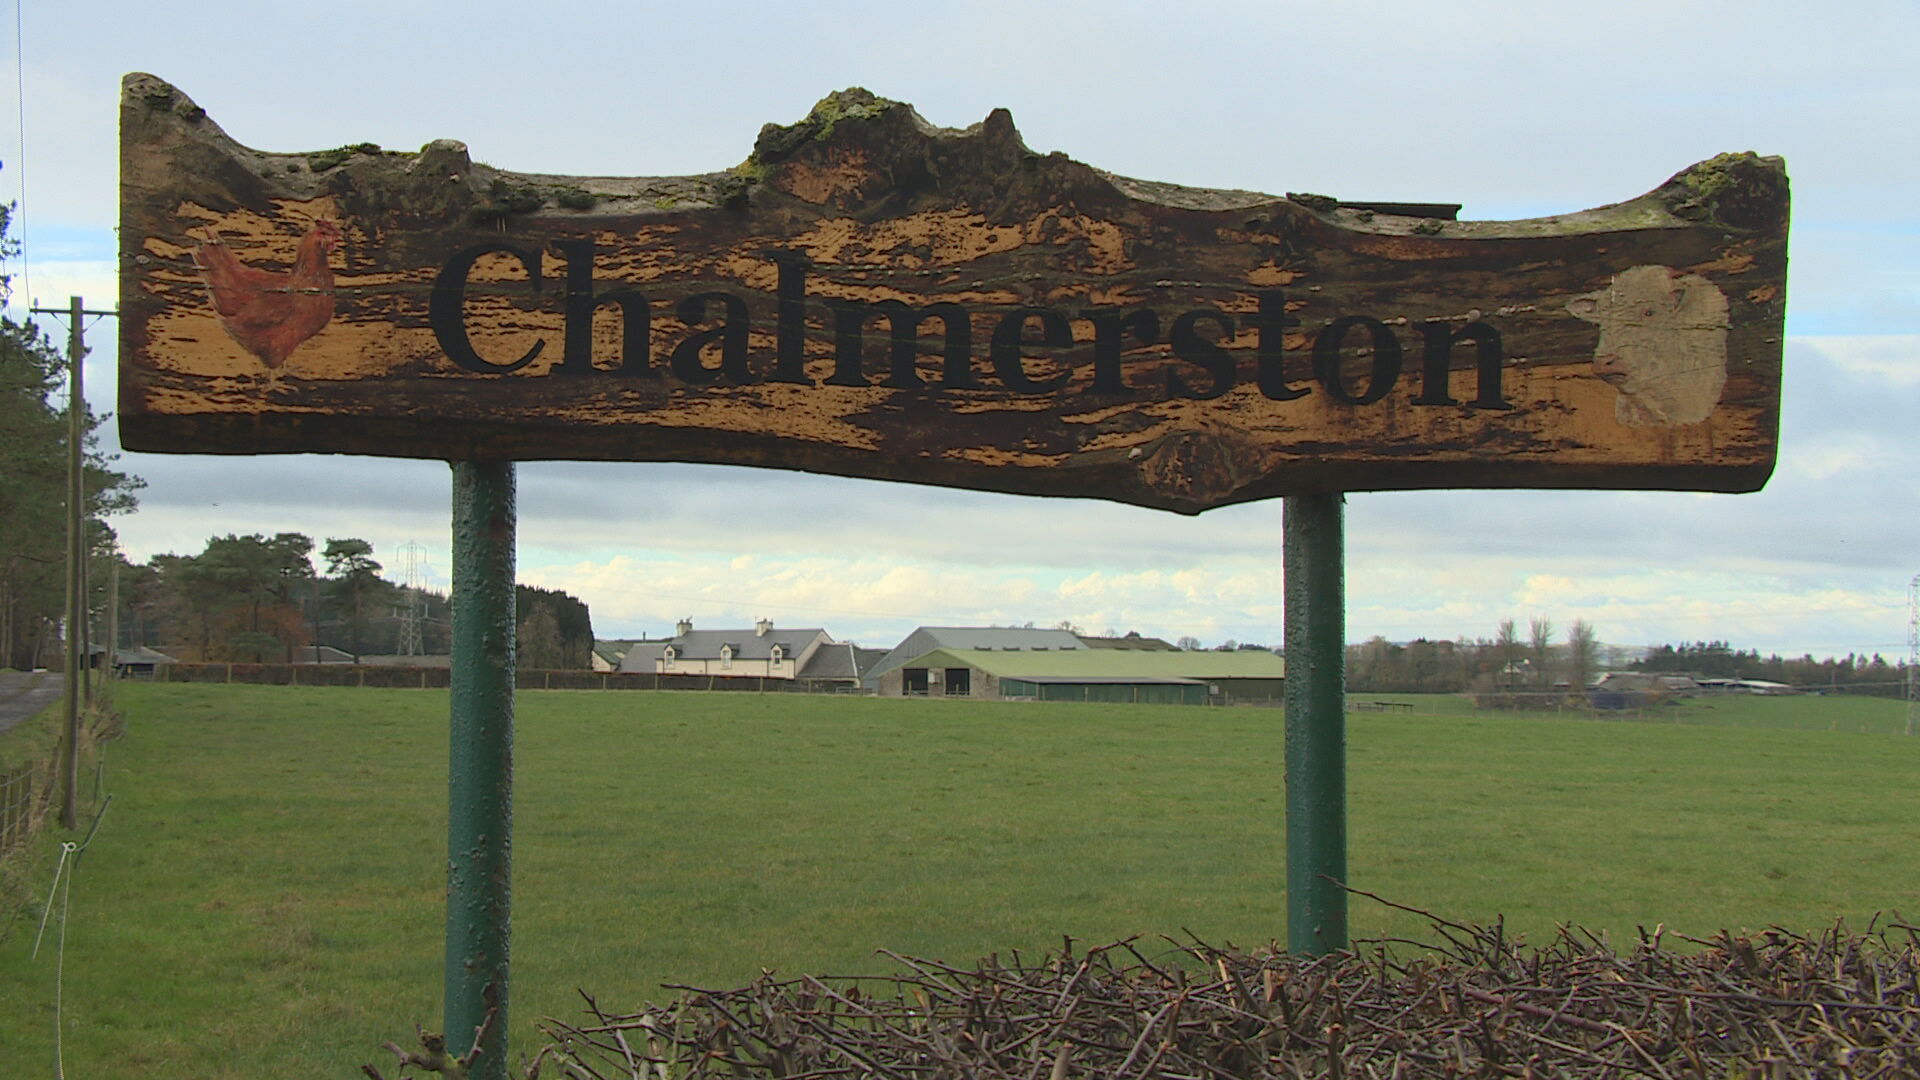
(860, 626), (1088, 691)
(115, 645), (176, 679)
(878, 647), (1285, 705)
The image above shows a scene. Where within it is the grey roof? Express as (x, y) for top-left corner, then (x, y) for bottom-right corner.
(862, 626), (1087, 688)
(593, 639), (643, 665)
(799, 643), (889, 681)
(616, 640), (671, 673)
(625, 627), (832, 666)
(116, 646), (176, 665)
(291, 645), (355, 664)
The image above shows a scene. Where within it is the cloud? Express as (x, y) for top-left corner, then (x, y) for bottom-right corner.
(105, 335), (1916, 657)
(20, 4), (1915, 660)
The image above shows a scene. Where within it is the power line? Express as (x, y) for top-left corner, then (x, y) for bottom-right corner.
(9, 0), (28, 309)
(397, 541), (426, 656)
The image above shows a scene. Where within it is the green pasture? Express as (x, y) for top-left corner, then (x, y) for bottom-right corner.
(1, 685), (1916, 1078)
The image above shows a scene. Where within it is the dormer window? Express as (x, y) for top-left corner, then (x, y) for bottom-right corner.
(662, 644), (677, 662)
(770, 643), (785, 663)
(720, 644), (734, 667)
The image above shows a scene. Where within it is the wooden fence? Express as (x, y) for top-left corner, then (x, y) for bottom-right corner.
(157, 663), (869, 695)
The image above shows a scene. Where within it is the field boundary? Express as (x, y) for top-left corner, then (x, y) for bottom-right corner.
(156, 661), (873, 694)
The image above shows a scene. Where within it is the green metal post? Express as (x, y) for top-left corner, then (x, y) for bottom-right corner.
(446, 461), (516, 1078)
(1283, 492), (1346, 955)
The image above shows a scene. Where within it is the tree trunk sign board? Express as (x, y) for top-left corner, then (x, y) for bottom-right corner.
(119, 75), (1789, 513)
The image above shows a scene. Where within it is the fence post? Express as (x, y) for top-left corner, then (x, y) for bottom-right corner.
(1284, 492), (1347, 956)
(446, 461), (516, 1078)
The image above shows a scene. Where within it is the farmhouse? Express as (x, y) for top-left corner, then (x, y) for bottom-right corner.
(877, 647), (1286, 705)
(619, 618), (836, 680)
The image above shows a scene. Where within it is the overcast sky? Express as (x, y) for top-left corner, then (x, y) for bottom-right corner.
(3, 1), (1915, 658)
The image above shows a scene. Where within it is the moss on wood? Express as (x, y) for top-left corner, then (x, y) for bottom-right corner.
(307, 143), (381, 172)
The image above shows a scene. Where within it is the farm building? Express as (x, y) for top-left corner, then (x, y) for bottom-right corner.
(593, 639), (666, 672)
(860, 626), (1089, 691)
(876, 647), (1286, 705)
(290, 645), (355, 664)
(791, 642), (891, 691)
(115, 645), (176, 679)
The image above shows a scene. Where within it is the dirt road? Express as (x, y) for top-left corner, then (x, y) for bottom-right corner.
(0, 671), (63, 736)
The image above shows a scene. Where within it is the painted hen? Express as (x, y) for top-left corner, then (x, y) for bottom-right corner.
(196, 220), (340, 369)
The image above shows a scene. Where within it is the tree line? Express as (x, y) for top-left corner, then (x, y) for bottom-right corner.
(1346, 617), (1600, 695)
(118, 533), (596, 670)
(0, 199), (143, 669)
(1346, 622), (1912, 698)
(1633, 641), (1910, 698)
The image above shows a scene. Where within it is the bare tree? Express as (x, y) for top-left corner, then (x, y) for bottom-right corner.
(1495, 618), (1520, 688)
(1565, 620), (1598, 699)
(1176, 635), (1202, 651)
(1528, 617), (1554, 688)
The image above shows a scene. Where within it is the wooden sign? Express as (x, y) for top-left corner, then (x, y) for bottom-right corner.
(119, 74), (1789, 513)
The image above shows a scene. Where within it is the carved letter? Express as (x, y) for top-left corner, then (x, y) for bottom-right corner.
(826, 299), (978, 389)
(1081, 309), (1159, 396)
(769, 251), (813, 385)
(555, 237), (654, 376)
(669, 292), (751, 385)
(1414, 321), (1509, 409)
(1167, 309), (1236, 400)
(430, 242), (545, 374)
(990, 308), (1073, 394)
(1313, 315), (1402, 405)
(1251, 290), (1307, 401)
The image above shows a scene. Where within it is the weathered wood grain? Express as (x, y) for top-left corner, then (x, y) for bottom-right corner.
(119, 75), (1789, 513)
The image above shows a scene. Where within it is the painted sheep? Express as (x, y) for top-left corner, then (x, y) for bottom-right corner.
(1566, 264), (1730, 427)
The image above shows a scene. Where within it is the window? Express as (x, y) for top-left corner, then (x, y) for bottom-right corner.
(902, 668), (929, 696)
(944, 668), (971, 696)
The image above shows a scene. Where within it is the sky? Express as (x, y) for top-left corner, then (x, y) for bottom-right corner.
(3, 1), (1916, 659)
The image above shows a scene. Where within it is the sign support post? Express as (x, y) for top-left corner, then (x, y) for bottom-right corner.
(1283, 492), (1346, 955)
(445, 460), (516, 1077)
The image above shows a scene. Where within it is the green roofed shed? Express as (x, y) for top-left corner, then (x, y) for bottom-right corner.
(878, 647), (1285, 704)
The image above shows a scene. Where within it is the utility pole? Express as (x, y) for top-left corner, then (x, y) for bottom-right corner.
(32, 297), (116, 830)
(1907, 573), (1917, 737)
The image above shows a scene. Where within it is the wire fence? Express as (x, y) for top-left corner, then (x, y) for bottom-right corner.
(0, 759), (48, 861)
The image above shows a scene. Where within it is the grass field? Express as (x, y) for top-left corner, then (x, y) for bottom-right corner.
(1, 685), (1916, 1077)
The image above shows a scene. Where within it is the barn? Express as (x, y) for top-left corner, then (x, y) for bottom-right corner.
(877, 647), (1286, 705)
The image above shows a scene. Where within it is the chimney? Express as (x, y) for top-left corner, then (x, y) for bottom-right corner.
(755, 618), (773, 637)
(676, 617), (692, 637)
